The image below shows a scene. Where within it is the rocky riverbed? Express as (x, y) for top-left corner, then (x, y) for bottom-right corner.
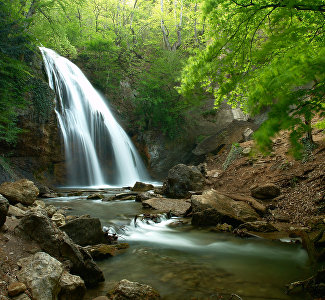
(0, 125), (324, 299)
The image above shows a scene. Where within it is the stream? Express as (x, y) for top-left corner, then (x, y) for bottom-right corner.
(45, 189), (313, 300)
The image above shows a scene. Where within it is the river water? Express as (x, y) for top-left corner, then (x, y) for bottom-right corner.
(46, 190), (313, 300)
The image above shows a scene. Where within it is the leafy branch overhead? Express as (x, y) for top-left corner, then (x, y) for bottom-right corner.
(180, 0), (325, 156)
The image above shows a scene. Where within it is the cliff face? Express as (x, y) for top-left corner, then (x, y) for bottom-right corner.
(0, 50), (65, 187)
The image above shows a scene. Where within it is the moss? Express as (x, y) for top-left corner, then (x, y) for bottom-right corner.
(29, 77), (55, 123)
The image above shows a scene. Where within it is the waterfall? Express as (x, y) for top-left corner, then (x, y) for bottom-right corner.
(40, 47), (149, 187)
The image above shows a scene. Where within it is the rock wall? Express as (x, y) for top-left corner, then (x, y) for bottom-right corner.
(0, 49), (65, 187)
(134, 101), (260, 180)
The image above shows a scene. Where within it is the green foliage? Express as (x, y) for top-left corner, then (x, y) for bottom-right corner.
(134, 50), (192, 138)
(0, 0), (33, 144)
(180, 0), (325, 156)
(0, 0), (206, 143)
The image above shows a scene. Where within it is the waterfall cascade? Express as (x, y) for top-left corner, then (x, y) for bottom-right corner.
(40, 47), (149, 187)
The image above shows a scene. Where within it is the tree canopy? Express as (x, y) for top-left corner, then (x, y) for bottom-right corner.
(180, 0), (324, 156)
(0, 0), (324, 153)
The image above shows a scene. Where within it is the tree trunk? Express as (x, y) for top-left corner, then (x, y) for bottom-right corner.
(25, 0), (39, 19)
(160, 0), (172, 50)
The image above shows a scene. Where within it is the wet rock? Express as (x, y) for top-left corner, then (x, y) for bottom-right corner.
(51, 212), (66, 227)
(7, 282), (27, 297)
(68, 191), (83, 197)
(135, 192), (152, 202)
(108, 279), (160, 300)
(0, 179), (39, 206)
(163, 164), (205, 198)
(8, 205), (26, 218)
(191, 189), (259, 227)
(103, 192), (138, 201)
(131, 182), (154, 192)
(237, 221), (278, 232)
(142, 198), (191, 216)
(60, 216), (106, 246)
(251, 184), (280, 200)
(87, 193), (104, 200)
(84, 243), (129, 260)
(15, 211), (104, 287)
(58, 271), (86, 300)
(287, 269), (325, 298)
(210, 223), (233, 232)
(0, 195), (9, 227)
(136, 214), (165, 224)
(41, 193), (58, 198)
(17, 252), (63, 300)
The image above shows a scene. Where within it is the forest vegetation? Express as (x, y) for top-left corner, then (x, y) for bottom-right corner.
(0, 0), (324, 155)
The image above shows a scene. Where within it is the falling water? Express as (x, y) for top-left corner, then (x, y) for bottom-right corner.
(40, 47), (149, 187)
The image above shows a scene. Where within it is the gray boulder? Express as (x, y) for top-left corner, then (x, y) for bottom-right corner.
(163, 164), (205, 198)
(0, 179), (39, 205)
(60, 217), (106, 246)
(17, 252), (63, 300)
(87, 193), (104, 200)
(251, 184), (280, 200)
(15, 211), (104, 287)
(0, 194), (9, 227)
(108, 279), (160, 300)
(142, 198), (191, 216)
(191, 189), (259, 227)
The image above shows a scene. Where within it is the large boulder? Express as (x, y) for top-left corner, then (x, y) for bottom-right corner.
(17, 252), (63, 300)
(251, 184), (280, 200)
(84, 243), (129, 260)
(0, 194), (9, 227)
(108, 279), (160, 300)
(163, 164), (205, 198)
(15, 211), (104, 287)
(191, 189), (259, 227)
(142, 198), (191, 216)
(60, 217), (106, 246)
(0, 179), (39, 206)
